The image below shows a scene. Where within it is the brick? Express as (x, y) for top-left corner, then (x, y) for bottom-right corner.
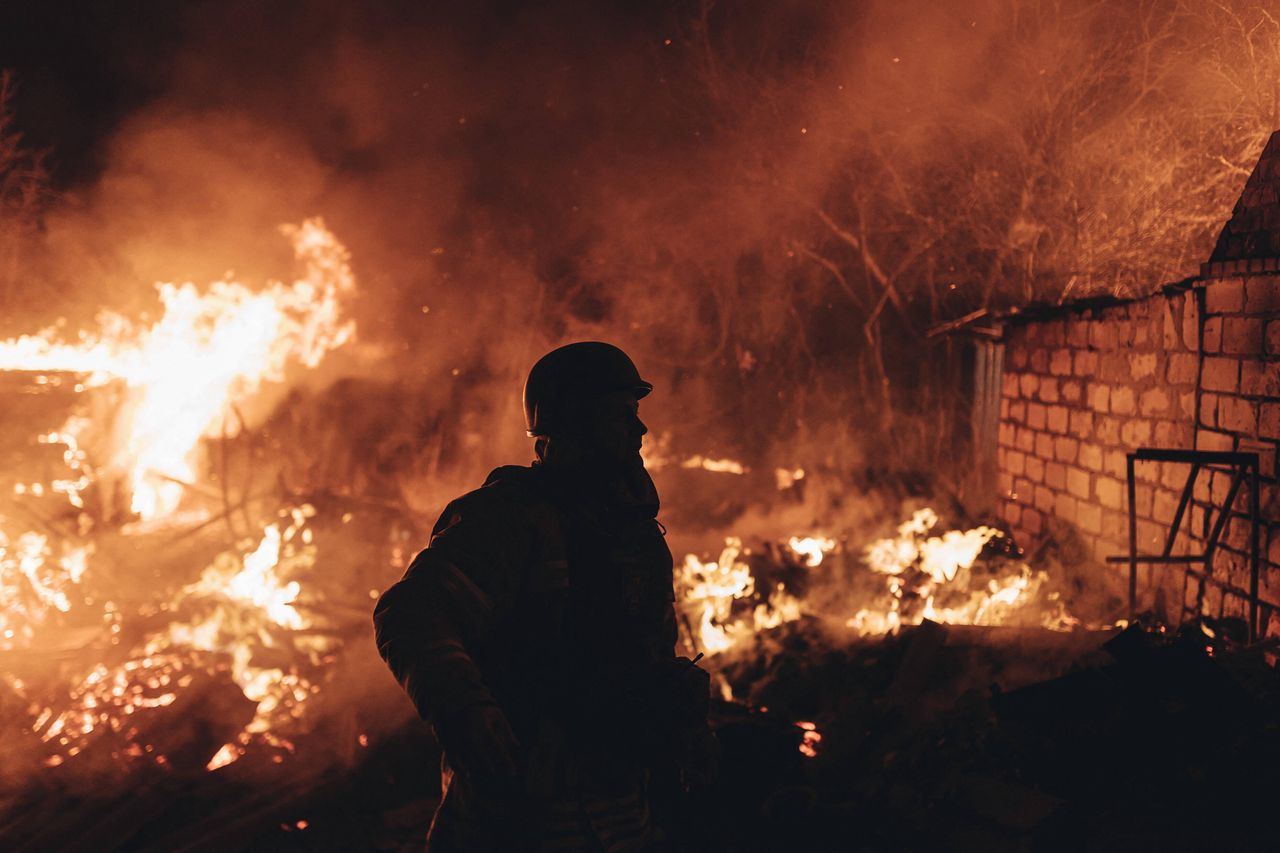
(1261, 403), (1280, 439)
(1055, 492), (1078, 522)
(1003, 372), (1021, 397)
(1121, 418), (1153, 446)
(1268, 320), (1280, 355)
(1006, 450), (1026, 476)
(1223, 317), (1263, 355)
(1103, 510), (1127, 542)
(1160, 462), (1187, 491)
(1038, 377), (1060, 403)
(1137, 519), (1164, 551)
(1166, 353), (1198, 385)
(1154, 421), (1193, 447)
(1218, 396), (1257, 434)
(1000, 398), (1010, 419)
(1061, 380), (1082, 403)
(1200, 392), (1219, 428)
(1074, 350), (1099, 377)
(1046, 462), (1067, 490)
(1202, 357), (1240, 392)
(999, 470), (1014, 496)
(1035, 485), (1055, 512)
(1036, 432), (1055, 459)
(1043, 321), (1065, 346)
(1134, 484), (1154, 517)
(1241, 361), (1280, 397)
(1179, 392), (1196, 419)
(998, 422), (1016, 447)
(1088, 383), (1111, 413)
(1026, 455), (1045, 482)
(1133, 319), (1151, 347)
(1153, 489), (1182, 525)
(1097, 476), (1124, 509)
(1204, 316), (1222, 353)
(1089, 321), (1118, 350)
(1002, 501), (1021, 525)
(1101, 353), (1131, 383)
(1206, 277), (1245, 313)
(1047, 405), (1069, 434)
(1010, 345), (1029, 369)
(1104, 450), (1127, 479)
(1067, 467), (1091, 499)
(1055, 436), (1079, 462)
(1139, 387), (1170, 417)
(1015, 478), (1035, 503)
(1196, 429), (1235, 452)
(1115, 318), (1135, 346)
(1111, 387), (1136, 416)
(1128, 352), (1158, 380)
(1016, 427), (1035, 452)
(1079, 443), (1103, 471)
(1049, 348), (1073, 376)
(1009, 401), (1027, 424)
(1066, 321), (1088, 348)
(1023, 508), (1043, 535)
(1194, 475), (1211, 503)
(1078, 503), (1103, 534)
(1070, 409), (1095, 439)
(1031, 348), (1049, 373)
(1027, 403), (1047, 430)
(1020, 373), (1039, 398)
(1096, 416), (1121, 444)
(1245, 278), (1280, 313)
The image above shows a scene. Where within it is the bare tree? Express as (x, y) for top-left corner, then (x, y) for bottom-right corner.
(0, 71), (52, 309)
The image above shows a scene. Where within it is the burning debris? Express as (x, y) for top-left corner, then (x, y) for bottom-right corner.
(676, 506), (1083, 668)
(0, 220), (361, 781)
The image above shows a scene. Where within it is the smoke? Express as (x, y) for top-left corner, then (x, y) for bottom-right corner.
(9, 0), (1278, 513)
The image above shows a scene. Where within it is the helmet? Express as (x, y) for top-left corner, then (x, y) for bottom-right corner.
(523, 342), (652, 436)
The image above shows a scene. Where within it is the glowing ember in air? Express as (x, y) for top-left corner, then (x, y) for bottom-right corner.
(0, 218), (355, 520)
(796, 720), (822, 758)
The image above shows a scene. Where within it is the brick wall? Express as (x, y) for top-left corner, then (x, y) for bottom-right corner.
(995, 274), (1280, 631)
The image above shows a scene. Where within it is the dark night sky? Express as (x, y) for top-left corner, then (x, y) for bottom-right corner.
(0, 2), (189, 186)
(0, 1), (684, 189)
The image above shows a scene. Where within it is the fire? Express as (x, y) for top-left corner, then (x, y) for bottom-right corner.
(788, 535), (835, 567)
(851, 507), (1061, 632)
(2, 220), (356, 773)
(678, 536), (813, 656)
(29, 506), (325, 771)
(0, 528), (91, 649)
(681, 455), (746, 475)
(0, 218), (354, 520)
(677, 506), (1076, 659)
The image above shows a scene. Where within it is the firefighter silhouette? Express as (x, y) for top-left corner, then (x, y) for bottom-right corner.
(374, 342), (712, 852)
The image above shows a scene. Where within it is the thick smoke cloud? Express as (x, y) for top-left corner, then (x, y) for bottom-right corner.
(9, 0), (1277, 528)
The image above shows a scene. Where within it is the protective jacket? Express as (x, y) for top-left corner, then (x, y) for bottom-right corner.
(374, 461), (699, 851)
